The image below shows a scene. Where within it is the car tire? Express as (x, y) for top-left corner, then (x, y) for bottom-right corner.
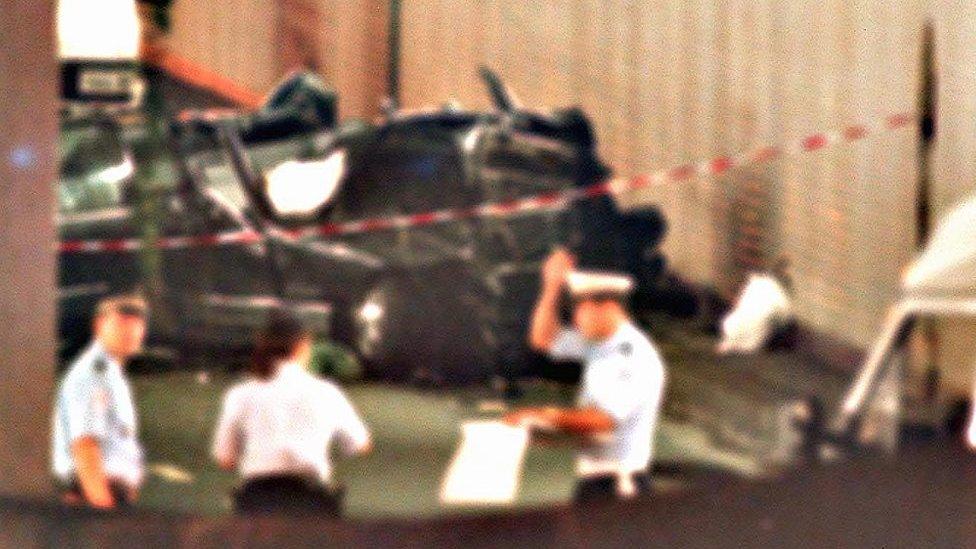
(350, 276), (421, 381)
(351, 266), (497, 384)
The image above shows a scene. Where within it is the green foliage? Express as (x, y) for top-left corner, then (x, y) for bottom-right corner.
(310, 340), (363, 382)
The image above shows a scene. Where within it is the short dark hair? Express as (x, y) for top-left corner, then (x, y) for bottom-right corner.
(251, 309), (311, 379)
(95, 294), (148, 319)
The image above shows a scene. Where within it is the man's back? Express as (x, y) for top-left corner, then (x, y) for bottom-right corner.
(215, 363), (369, 483)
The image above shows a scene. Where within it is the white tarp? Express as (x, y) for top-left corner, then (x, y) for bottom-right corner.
(717, 273), (793, 354)
(904, 192), (976, 296)
(440, 420), (530, 505)
(264, 150), (347, 218)
(900, 192), (976, 451)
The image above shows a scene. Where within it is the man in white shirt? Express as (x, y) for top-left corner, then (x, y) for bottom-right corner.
(52, 295), (148, 509)
(505, 248), (667, 502)
(212, 310), (371, 515)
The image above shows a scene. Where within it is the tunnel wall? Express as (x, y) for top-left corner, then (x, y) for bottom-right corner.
(0, 0), (58, 500)
(398, 0), (926, 351)
(153, 1), (976, 382)
(163, 0), (389, 119)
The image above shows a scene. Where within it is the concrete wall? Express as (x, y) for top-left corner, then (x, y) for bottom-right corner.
(159, 1), (934, 350)
(167, 0), (280, 95)
(0, 0), (58, 499)
(400, 0), (927, 349)
(159, 0), (976, 386)
(165, 0), (389, 119)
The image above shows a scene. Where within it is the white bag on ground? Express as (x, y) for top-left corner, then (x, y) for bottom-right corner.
(717, 273), (793, 354)
(440, 420), (529, 505)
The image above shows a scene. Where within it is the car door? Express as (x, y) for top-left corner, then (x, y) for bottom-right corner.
(328, 124), (479, 268)
(474, 127), (584, 381)
(251, 123), (479, 303)
(170, 141), (282, 348)
(475, 127), (580, 265)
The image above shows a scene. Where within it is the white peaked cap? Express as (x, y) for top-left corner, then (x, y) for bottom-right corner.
(565, 270), (635, 297)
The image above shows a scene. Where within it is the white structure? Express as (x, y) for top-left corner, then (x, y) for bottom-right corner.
(837, 191), (976, 436)
(57, 0), (143, 109)
(57, 0), (140, 61)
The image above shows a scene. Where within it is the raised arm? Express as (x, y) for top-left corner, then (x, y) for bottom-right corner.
(528, 248), (575, 353)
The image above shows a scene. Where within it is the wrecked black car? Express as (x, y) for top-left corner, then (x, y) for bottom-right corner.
(58, 69), (671, 383)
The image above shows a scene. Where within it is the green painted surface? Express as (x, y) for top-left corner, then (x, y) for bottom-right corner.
(132, 371), (756, 519)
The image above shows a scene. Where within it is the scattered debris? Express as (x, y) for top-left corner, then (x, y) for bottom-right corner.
(149, 463), (195, 484)
(478, 400), (508, 414)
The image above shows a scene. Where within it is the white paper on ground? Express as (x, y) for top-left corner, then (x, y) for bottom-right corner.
(440, 420), (530, 505)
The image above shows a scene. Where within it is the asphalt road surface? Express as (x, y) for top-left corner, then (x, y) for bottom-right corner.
(4, 437), (976, 547)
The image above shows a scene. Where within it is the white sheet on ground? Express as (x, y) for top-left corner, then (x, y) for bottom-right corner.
(440, 420), (530, 505)
(717, 273), (793, 354)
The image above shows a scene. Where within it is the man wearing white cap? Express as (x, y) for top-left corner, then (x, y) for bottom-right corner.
(505, 248), (667, 503)
(52, 294), (148, 509)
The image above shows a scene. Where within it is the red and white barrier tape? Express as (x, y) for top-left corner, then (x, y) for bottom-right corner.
(58, 111), (915, 254)
(618, 112), (915, 191)
(58, 229), (264, 254)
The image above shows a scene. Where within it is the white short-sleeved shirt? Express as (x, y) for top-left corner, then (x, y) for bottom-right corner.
(51, 342), (144, 488)
(212, 362), (370, 483)
(550, 322), (666, 476)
